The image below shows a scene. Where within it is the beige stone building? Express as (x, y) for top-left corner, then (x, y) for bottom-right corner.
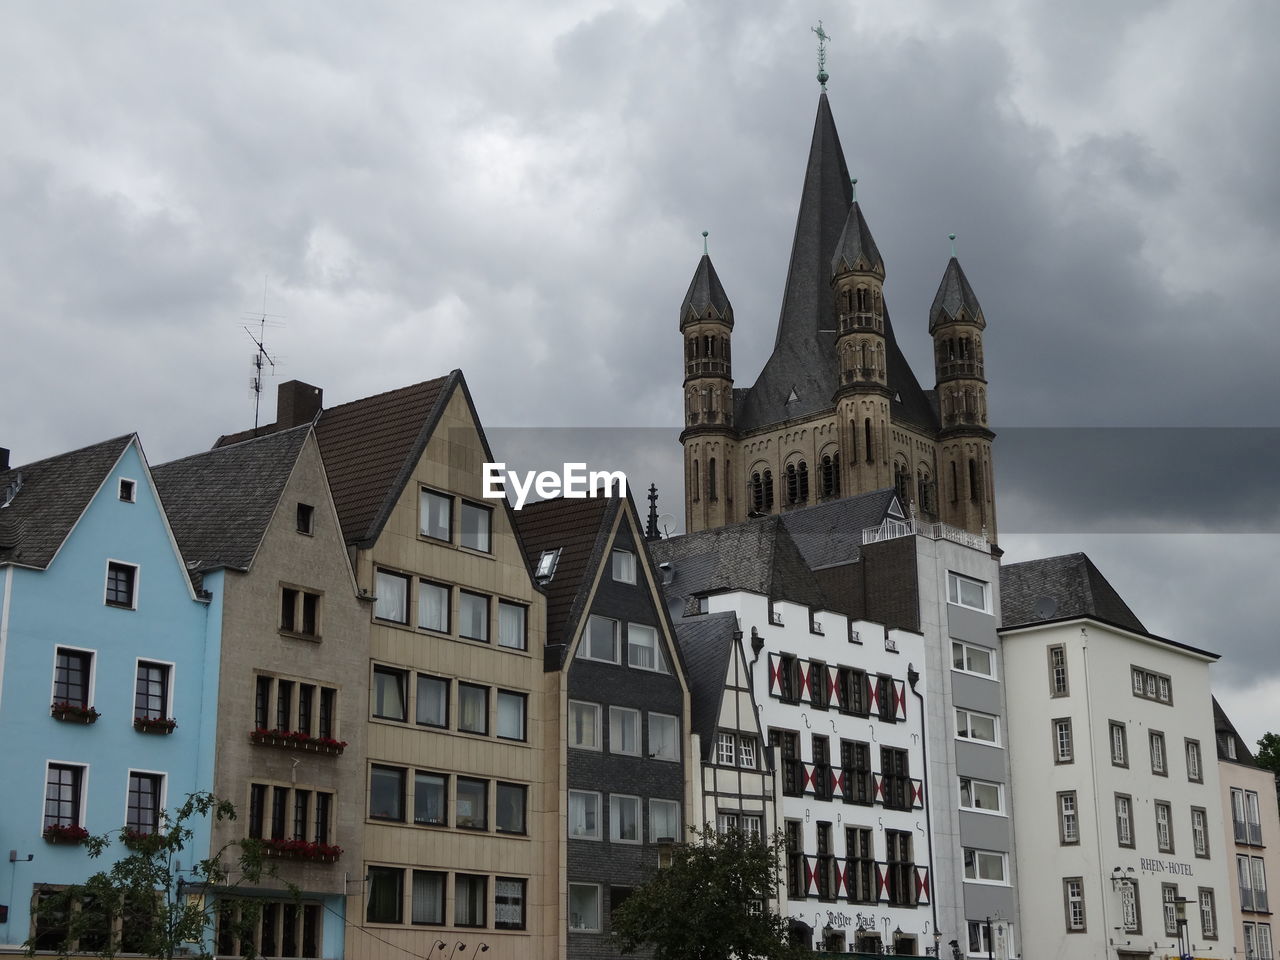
(155, 423), (371, 959)
(679, 91), (996, 542)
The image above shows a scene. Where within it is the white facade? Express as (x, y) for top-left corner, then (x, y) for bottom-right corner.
(1003, 618), (1234, 960)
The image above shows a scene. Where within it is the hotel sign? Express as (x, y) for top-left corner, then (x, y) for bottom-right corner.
(1138, 857), (1194, 877)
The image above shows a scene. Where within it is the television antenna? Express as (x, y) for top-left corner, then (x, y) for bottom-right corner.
(243, 276), (286, 430)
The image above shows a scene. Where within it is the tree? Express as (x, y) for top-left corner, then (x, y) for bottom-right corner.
(25, 792), (280, 960)
(611, 826), (808, 960)
(1257, 732), (1280, 776)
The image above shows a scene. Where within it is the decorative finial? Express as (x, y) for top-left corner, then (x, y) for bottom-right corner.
(948, 233), (957, 257)
(646, 484), (660, 541)
(702, 230), (709, 255)
(812, 21), (831, 90)
(850, 177), (858, 202)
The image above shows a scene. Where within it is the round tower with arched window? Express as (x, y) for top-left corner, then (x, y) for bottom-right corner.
(680, 243), (737, 532)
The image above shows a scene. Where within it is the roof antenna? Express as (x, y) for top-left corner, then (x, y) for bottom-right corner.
(701, 230), (709, 255)
(812, 20), (831, 91)
(948, 233), (957, 257)
(851, 177), (858, 202)
(243, 275), (285, 430)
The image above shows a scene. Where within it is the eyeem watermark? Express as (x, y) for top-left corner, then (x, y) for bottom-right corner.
(483, 462), (628, 510)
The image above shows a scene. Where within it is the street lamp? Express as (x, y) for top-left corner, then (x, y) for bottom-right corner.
(1173, 897), (1190, 960)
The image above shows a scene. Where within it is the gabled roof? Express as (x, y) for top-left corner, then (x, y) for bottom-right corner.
(1212, 697), (1259, 766)
(680, 254), (733, 324)
(1000, 552), (1147, 634)
(311, 374), (454, 547)
(153, 424), (311, 574)
(929, 256), (984, 332)
(675, 611), (740, 761)
(0, 435), (133, 568)
(778, 488), (901, 570)
(649, 514), (827, 611)
(513, 494), (616, 657)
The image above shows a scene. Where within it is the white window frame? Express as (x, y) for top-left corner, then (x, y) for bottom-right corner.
(946, 572), (989, 612)
(715, 732), (736, 765)
(50, 645), (97, 711)
(42, 759), (89, 832)
(1058, 792), (1079, 844)
(117, 478), (137, 503)
(1155, 802), (1173, 853)
(1053, 718), (1074, 763)
(568, 701), (601, 751)
(1110, 721), (1128, 766)
(1185, 739), (1202, 782)
(952, 640), (996, 679)
(648, 712), (680, 761)
(963, 848), (1008, 885)
(649, 798), (680, 843)
(1150, 731), (1166, 775)
(535, 548), (560, 579)
(739, 736), (757, 769)
(133, 657), (175, 721)
(1116, 794), (1134, 847)
(627, 623), (667, 673)
(580, 615), (620, 664)
(104, 559), (140, 610)
(609, 706), (641, 757)
(568, 883), (601, 932)
(611, 549), (636, 584)
(1065, 878), (1086, 931)
(610, 794), (642, 844)
(955, 708), (1000, 746)
(1192, 807), (1208, 857)
(568, 791), (601, 840)
(123, 768), (168, 834)
(958, 777), (1005, 815)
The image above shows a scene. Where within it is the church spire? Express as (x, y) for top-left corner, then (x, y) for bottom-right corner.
(929, 254), (984, 333)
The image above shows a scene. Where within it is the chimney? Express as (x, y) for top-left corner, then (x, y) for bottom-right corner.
(277, 381), (323, 428)
(0, 448), (9, 471)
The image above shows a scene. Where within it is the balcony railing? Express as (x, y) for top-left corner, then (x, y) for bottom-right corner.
(862, 517), (988, 550)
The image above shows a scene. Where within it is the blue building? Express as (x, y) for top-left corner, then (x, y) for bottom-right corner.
(0, 436), (215, 951)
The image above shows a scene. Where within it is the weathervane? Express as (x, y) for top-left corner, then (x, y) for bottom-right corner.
(812, 20), (831, 90)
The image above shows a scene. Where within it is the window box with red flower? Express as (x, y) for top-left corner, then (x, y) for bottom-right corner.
(249, 728), (347, 756)
(51, 702), (100, 724)
(43, 823), (90, 845)
(134, 716), (177, 734)
(261, 838), (343, 863)
(121, 829), (164, 853)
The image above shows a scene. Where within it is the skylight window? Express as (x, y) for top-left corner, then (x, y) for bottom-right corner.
(535, 548), (560, 580)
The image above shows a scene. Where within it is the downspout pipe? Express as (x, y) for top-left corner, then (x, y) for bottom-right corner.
(908, 663), (940, 950)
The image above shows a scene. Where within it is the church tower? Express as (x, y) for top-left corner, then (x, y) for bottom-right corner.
(679, 239), (737, 532)
(930, 250), (997, 540)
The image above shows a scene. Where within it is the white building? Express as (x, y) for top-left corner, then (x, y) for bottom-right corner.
(1001, 553), (1235, 960)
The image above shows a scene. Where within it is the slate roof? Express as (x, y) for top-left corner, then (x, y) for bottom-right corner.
(735, 94), (937, 436)
(514, 495), (616, 659)
(778, 488), (900, 570)
(1000, 552), (1148, 633)
(929, 257), (984, 332)
(831, 201), (883, 276)
(1212, 697), (1258, 766)
(680, 254), (733, 324)
(649, 514), (827, 611)
(0, 435), (133, 569)
(675, 612), (740, 761)
(153, 425), (311, 574)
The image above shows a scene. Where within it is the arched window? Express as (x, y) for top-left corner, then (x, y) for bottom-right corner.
(763, 470), (775, 510)
(751, 472), (764, 512)
(857, 287), (868, 312)
(950, 461), (959, 504)
(864, 419), (874, 462)
(692, 459), (700, 503)
(797, 462), (809, 503)
(708, 458), (717, 502)
(821, 454), (841, 498)
(786, 464), (798, 505)
(969, 458), (980, 503)
(894, 462), (910, 505)
(704, 335), (714, 358)
(860, 341), (869, 372)
(844, 289), (853, 314)
(917, 470), (932, 516)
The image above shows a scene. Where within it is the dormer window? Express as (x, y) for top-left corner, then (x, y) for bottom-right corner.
(118, 479), (136, 503)
(535, 549), (560, 581)
(611, 549), (636, 584)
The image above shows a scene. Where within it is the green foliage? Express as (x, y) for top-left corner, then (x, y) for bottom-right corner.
(611, 825), (807, 960)
(25, 792), (282, 960)
(1257, 732), (1280, 775)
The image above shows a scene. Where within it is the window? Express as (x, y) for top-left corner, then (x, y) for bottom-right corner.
(1199, 887), (1217, 939)
(415, 674), (448, 728)
(459, 502), (491, 552)
(955, 708), (999, 745)
(1058, 791), (1079, 845)
(455, 778), (488, 830)
(569, 791), (601, 839)
(458, 683), (488, 735)
(413, 772), (447, 826)
(612, 549), (636, 583)
(127, 772), (163, 834)
(581, 615), (619, 663)
(495, 878), (526, 930)
(650, 799), (680, 843)
(411, 870), (445, 925)
(716, 731), (736, 765)
(1047, 644), (1068, 696)
(1132, 666), (1173, 704)
(119, 478), (136, 502)
(968, 921), (994, 956)
(366, 867), (403, 924)
(1162, 884), (1179, 936)
(296, 503), (313, 534)
(454, 874), (486, 927)
(370, 765), (406, 821)
(569, 700), (601, 749)
(1241, 855), (1257, 910)
(569, 884), (601, 932)
(880, 746), (910, 811)
(1064, 878), (1086, 932)
(374, 570), (409, 623)
(134, 661), (171, 721)
(535, 548), (560, 579)
(278, 587), (319, 637)
(739, 737), (757, 769)
(1110, 721), (1128, 767)
(496, 782), (526, 835)
(54, 648), (93, 709)
(611, 707), (641, 756)
(1185, 739), (1203, 782)
(716, 812), (738, 834)
(498, 601), (527, 650)
(496, 690), (526, 741)
(419, 489), (451, 541)
(1150, 730), (1167, 775)
(1155, 801), (1173, 853)
(886, 830), (915, 905)
(847, 827), (875, 903)
(1192, 806), (1209, 858)
(838, 666), (869, 715)
(947, 572), (988, 612)
(1247, 790), (1265, 845)
(1116, 794), (1134, 847)
(1254, 857), (1270, 912)
(458, 591), (489, 642)
(774, 729), (803, 797)
(963, 848), (1007, 884)
(417, 581), (449, 633)
(1053, 718), (1074, 763)
(959, 777), (1004, 814)
(372, 666), (407, 721)
(952, 641), (995, 678)
(611, 795), (641, 843)
(628, 623), (667, 672)
(648, 713), (680, 760)
(106, 561), (137, 608)
(45, 763), (84, 828)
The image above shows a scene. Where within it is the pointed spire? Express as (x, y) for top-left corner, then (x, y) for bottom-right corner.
(680, 236), (733, 326)
(929, 254), (984, 332)
(831, 179), (885, 277)
(645, 483), (660, 541)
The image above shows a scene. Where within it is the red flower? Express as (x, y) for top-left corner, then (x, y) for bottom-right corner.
(43, 823), (90, 843)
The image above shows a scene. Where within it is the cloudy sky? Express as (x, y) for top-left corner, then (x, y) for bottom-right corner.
(4, 2), (1277, 742)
